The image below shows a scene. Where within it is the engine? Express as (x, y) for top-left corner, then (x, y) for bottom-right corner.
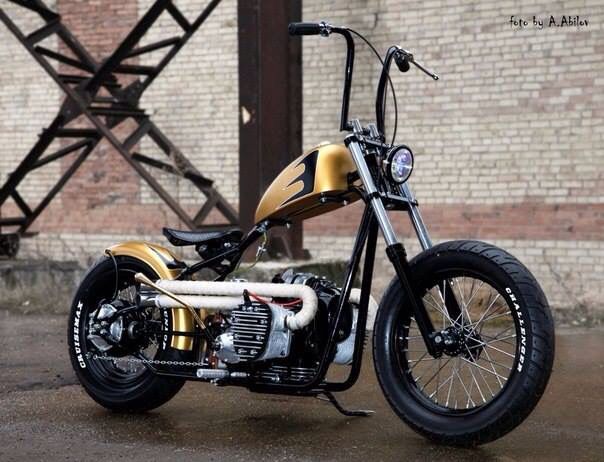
(214, 301), (293, 364)
(206, 269), (359, 385)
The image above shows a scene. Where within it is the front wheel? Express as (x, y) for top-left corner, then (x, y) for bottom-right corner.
(373, 240), (555, 446)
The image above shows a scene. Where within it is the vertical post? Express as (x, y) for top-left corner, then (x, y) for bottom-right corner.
(238, 0), (305, 259)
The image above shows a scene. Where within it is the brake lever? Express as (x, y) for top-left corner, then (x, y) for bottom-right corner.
(397, 49), (439, 81)
(412, 59), (439, 81)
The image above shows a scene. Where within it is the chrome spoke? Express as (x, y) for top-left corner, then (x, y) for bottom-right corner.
(465, 362), (476, 408)
(468, 293), (501, 335)
(409, 357), (440, 364)
(483, 343), (515, 358)
(481, 354), (513, 371)
(429, 368), (454, 400)
(405, 335), (423, 340)
(453, 277), (470, 326)
(479, 311), (512, 326)
(401, 274), (517, 412)
(480, 347), (504, 387)
(460, 357), (508, 382)
(485, 325), (516, 341)
(464, 280), (484, 312)
(463, 345), (487, 403)
(426, 291), (456, 327)
(435, 356), (442, 403)
(482, 344), (512, 386)
(409, 351), (430, 369)
(419, 357), (453, 392)
(438, 281), (459, 327)
(445, 360), (456, 407)
(480, 331), (517, 347)
(474, 356), (496, 397)
(453, 361), (475, 408)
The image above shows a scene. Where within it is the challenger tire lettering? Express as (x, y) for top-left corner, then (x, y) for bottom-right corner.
(506, 287), (526, 372)
(73, 301), (86, 369)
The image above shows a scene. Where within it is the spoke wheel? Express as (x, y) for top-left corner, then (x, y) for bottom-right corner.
(373, 240), (555, 446)
(84, 269), (162, 388)
(399, 274), (517, 413)
(68, 256), (190, 411)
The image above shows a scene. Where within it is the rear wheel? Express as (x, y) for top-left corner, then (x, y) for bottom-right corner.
(68, 256), (192, 411)
(373, 240), (555, 446)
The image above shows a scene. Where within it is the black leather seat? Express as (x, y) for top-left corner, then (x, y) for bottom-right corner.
(162, 227), (243, 247)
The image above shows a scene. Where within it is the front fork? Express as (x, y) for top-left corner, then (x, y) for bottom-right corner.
(346, 136), (461, 357)
(401, 182), (464, 332)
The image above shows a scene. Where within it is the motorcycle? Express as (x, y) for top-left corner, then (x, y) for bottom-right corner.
(68, 21), (555, 447)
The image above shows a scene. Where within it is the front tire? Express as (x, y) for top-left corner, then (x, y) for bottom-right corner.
(68, 256), (190, 412)
(373, 240), (555, 446)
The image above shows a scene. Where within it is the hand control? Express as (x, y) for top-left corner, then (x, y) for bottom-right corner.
(396, 49), (439, 80)
(288, 21), (332, 37)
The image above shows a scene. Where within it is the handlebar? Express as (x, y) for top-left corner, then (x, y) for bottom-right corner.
(288, 21), (439, 137)
(289, 21), (354, 132)
(288, 22), (324, 36)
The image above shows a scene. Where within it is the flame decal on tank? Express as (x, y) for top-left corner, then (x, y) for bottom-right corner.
(281, 150), (319, 206)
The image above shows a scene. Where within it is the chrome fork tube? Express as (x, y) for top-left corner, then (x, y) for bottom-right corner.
(346, 137), (398, 246)
(400, 183), (433, 251)
(345, 135), (439, 356)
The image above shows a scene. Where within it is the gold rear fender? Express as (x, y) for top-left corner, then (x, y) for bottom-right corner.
(106, 241), (194, 351)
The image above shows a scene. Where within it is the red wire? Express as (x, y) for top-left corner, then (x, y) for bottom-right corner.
(248, 291), (302, 308)
(281, 298), (304, 307)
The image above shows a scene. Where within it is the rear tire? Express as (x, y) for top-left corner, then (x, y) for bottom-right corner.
(373, 240), (555, 446)
(68, 256), (190, 412)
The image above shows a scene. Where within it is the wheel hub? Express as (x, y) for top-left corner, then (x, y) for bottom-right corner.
(435, 326), (484, 361)
(87, 300), (150, 355)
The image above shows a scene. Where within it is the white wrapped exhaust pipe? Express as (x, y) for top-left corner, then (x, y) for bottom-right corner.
(155, 280), (318, 331)
(152, 281), (377, 332)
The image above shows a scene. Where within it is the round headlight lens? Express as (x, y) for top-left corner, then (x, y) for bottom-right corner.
(386, 145), (414, 184)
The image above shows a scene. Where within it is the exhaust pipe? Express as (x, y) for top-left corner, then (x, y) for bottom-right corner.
(153, 280), (318, 331)
(146, 280), (378, 332)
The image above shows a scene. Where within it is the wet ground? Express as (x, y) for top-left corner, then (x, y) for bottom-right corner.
(0, 310), (603, 461)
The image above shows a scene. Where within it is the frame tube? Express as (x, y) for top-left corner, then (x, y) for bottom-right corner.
(249, 205), (375, 393)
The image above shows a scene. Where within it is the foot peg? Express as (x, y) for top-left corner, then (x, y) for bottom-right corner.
(318, 391), (375, 417)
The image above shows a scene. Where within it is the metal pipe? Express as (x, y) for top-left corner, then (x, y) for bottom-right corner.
(400, 183), (433, 250)
(331, 27), (355, 131)
(154, 288), (375, 316)
(134, 272), (210, 333)
(155, 279), (318, 331)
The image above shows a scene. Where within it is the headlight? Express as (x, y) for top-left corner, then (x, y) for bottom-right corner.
(384, 145), (414, 184)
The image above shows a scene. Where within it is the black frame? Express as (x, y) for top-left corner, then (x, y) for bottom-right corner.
(154, 24), (458, 393)
(149, 202), (378, 395)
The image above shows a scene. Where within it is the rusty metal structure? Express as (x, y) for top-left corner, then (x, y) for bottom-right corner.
(0, 0), (239, 257)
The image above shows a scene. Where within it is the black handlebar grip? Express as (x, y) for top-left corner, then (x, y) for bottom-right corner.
(288, 22), (322, 36)
(395, 53), (411, 73)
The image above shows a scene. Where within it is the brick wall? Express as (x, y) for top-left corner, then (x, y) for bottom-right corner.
(0, 0), (602, 319)
(301, 0), (604, 319)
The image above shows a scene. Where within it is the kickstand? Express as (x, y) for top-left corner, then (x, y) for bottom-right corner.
(317, 391), (375, 417)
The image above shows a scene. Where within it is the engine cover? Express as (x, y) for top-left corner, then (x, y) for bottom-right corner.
(215, 302), (293, 364)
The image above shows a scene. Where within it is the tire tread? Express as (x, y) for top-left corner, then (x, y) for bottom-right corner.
(373, 240), (555, 447)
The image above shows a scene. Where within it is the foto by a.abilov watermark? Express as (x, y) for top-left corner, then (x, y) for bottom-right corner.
(510, 15), (589, 29)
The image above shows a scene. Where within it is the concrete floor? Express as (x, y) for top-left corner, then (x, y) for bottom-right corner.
(0, 310), (603, 461)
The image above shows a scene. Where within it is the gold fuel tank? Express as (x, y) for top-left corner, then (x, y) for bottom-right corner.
(254, 143), (359, 224)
